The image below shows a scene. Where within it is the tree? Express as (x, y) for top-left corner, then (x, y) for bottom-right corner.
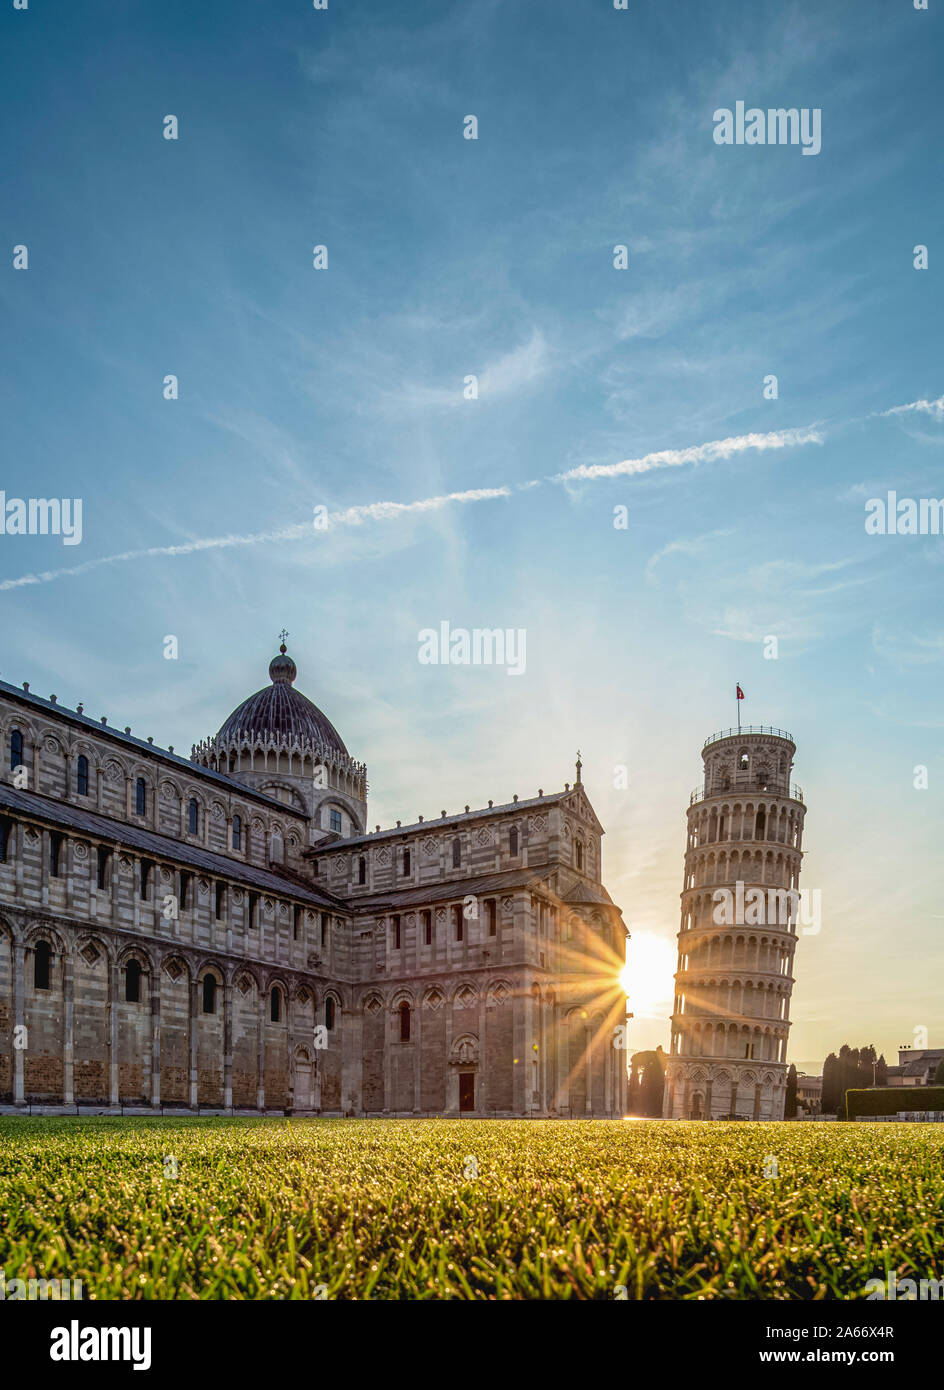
(822, 1052), (840, 1114)
(785, 1063), (797, 1119)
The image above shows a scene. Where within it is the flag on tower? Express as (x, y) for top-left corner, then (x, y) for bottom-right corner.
(736, 685), (745, 700)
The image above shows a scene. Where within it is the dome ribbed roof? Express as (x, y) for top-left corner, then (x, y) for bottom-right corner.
(216, 645), (348, 755)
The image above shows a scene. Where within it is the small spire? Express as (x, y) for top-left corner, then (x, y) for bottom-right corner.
(575, 749), (582, 784)
(278, 627), (289, 655)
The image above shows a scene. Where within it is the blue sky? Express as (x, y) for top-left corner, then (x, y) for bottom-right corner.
(2, 0), (942, 1073)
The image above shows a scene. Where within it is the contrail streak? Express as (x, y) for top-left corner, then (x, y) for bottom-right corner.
(0, 394), (937, 593)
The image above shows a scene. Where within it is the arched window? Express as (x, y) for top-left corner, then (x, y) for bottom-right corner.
(270, 987), (281, 1023)
(575, 840), (584, 871)
(509, 826), (519, 857)
(402, 848), (411, 876)
(203, 975), (217, 1015)
(10, 729), (23, 771)
(452, 838), (461, 868)
(49, 832), (63, 878)
(453, 904), (464, 942)
(358, 856), (366, 885)
(135, 777), (147, 816)
(329, 809), (342, 834)
(325, 996), (336, 1031)
(232, 815), (241, 850)
(188, 798), (199, 835)
(76, 755), (89, 797)
(399, 1001), (412, 1042)
(0, 816), (12, 863)
(125, 960), (141, 1003)
(34, 940), (51, 991)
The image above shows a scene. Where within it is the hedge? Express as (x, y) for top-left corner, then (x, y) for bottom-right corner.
(845, 1086), (944, 1119)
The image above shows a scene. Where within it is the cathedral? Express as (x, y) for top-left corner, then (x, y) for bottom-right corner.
(0, 640), (629, 1116)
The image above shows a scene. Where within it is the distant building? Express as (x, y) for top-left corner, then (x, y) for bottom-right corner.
(795, 1074), (822, 1116)
(886, 1048), (944, 1088)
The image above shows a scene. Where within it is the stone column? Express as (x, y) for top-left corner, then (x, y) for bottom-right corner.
(63, 947), (74, 1106)
(40, 829), (49, 907)
(256, 998), (266, 1111)
(109, 956), (120, 1108)
(13, 939), (25, 1106)
(223, 981), (233, 1111)
(189, 975), (199, 1109)
(382, 1002), (394, 1112)
(412, 997), (422, 1113)
(14, 823), (24, 898)
(476, 989), (487, 1116)
(340, 998), (359, 1116)
(512, 981), (527, 1115)
(150, 964), (161, 1108)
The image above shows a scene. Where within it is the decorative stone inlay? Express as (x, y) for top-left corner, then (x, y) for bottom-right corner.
(377, 847), (390, 866)
(422, 837), (437, 855)
(43, 735), (61, 753)
(236, 975), (252, 996)
(104, 760), (123, 783)
(80, 941), (101, 966)
(164, 959), (184, 983)
(364, 995), (383, 1016)
(490, 982), (509, 1005)
(454, 984), (476, 1009)
(450, 1033), (478, 1065)
(72, 842), (88, 861)
(232, 889), (243, 904)
(423, 987), (445, 1010)
(475, 828), (491, 846)
(436, 907), (446, 922)
(160, 781), (178, 801)
(527, 814), (546, 832)
(500, 896), (514, 912)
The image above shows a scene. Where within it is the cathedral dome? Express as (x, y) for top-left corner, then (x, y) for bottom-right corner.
(216, 643), (348, 755)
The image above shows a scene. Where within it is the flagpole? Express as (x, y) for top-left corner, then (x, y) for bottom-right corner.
(737, 682), (741, 735)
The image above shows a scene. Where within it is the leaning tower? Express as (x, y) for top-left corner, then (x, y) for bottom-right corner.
(663, 726), (806, 1121)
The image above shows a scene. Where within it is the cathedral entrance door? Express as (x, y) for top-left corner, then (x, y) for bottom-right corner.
(459, 1072), (475, 1112)
(294, 1058), (313, 1112)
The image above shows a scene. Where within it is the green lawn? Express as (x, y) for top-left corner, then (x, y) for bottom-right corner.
(1, 1117), (941, 1299)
